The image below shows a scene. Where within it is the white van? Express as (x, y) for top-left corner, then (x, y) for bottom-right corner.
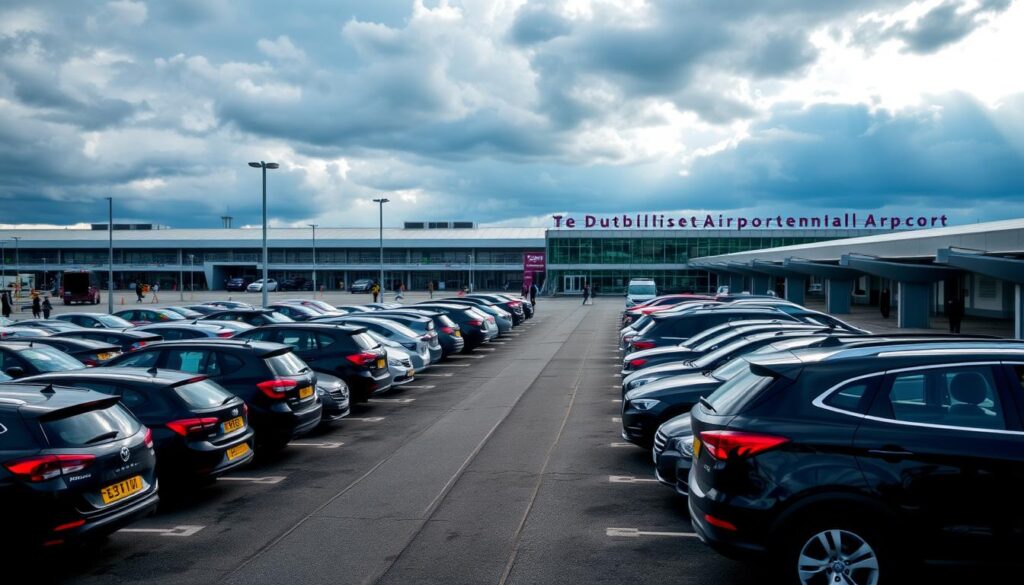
(625, 278), (657, 307)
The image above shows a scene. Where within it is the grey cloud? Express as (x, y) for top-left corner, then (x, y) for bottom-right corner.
(853, 0), (1013, 54)
(740, 32), (819, 78)
(507, 5), (572, 46)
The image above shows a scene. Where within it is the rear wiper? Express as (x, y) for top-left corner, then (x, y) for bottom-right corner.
(221, 396), (235, 405)
(84, 430), (119, 444)
(699, 397), (717, 413)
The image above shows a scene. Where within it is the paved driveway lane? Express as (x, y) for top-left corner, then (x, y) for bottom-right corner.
(222, 303), (591, 585)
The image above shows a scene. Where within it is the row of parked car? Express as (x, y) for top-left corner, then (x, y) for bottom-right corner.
(0, 293), (533, 552)
(616, 293), (1024, 583)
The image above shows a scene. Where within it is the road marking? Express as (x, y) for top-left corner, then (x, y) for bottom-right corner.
(367, 398), (416, 404)
(490, 342), (508, 345)
(346, 416), (386, 422)
(398, 384), (435, 390)
(606, 528), (698, 538)
(475, 348), (496, 352)
(612, 416), (621, 423)
(610, 385), (621, 389)
(611, 399), (622, 403)
(119, 525), (205, 537)
(289, 441), (344, 449)
(433, 363), (471, 367)
(609, 442), (634, 448)
(219, 476), (287, 485)
(611, 374), (622, 378)
(608, 475), (658, 484)
(417, 372), (454, 377)
(449, 354), (486, 359)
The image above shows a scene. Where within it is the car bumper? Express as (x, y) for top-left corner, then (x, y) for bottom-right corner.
(620, 407), (661, 448)
(688, 476), (769, 560)
(66, 486), (160, 542)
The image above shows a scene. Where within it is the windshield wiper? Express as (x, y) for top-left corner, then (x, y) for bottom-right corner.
(699, 397), (717, 413)
(83, 430), (119, 444)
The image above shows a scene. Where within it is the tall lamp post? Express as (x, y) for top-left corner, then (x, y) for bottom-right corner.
(372, 198), (389, 291)
(308, 224), (318, 296)
(42, 257), (47, 292)
(189, 254), (195, 299)
(106, 197), (114, 313)
(248, 161), (279, 308)
(12, 236), (21, 298)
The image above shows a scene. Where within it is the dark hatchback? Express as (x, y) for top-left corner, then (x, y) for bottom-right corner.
(17, 368), (254, 483)
(105, 340), (321, 449)
(268, 303), (324, 322)
(13, 337), (122, 367)
(225, 277), (250, 292)
(234, 323), (391, 403)
(373, 309), (465, 357)
(0, 384), (158, 549)
(353, 312), (443, 362)
(624, 308), (803, 353)
(201, 309), (294, 327)
(688, 341), (1024, 583)
(464, 294), (526, 325)
(0, 342), (87, 379)
(415, 303), (491, 350)
(53, 329), (163, 353)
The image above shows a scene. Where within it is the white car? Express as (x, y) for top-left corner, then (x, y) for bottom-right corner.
(246, 278), (277, 292)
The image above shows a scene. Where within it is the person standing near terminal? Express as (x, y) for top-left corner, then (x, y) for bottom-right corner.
(879, 288), (891, 319)
(371, 281), (380, 303)
(135, 282), (144, 303)
(529, 282), (538, 307)
(31, 292), (41, 319)
(1, 289), (10, 319)
(582, 283), (590, 305)
(42, 296), (52, 319)
(427, 280), (434, 299)
(395, 282), (405, 301)
(947, 290), (965, 333)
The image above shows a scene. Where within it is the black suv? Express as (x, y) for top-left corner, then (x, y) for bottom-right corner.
(0, 383), (159, 549)
(225, 277), (250, 292)
(53, 329), (163, 353)
(373, 309), (465, 357)
(624, 308), (803, 353)
(17, 368), (254, 483)
(13, 337), (122, 367)
(105, 340), (320, 449)
(415, 303), (491, 351)
(0, 342), (88, 379)
(233, 324), (391, 403)
(201, 309), (294, 327)
(688, 341), (1024, 582)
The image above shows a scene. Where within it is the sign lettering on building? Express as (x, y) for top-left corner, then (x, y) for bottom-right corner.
(551, 213), (949, 231)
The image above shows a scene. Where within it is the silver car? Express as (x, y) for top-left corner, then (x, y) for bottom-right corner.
(366, 330), (428, 371)
(336, 317), (432, 367)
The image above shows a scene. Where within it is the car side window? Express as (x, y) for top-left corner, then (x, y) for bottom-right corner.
(158, 329), (182, 340)
(0, 413), (36, 450)
(0, 350), (27, 371)
(243, 329), (275, 342)
(215, 352), (245, 376)
(165, 349), (207, 374)
(824, 379), (876, 414)
(879, 366), (1006, 430)
(316, 333), (336, 349)
(116, 351), (159, 368)
(278, 330), (317, 352)
(119, 388), (148, 409)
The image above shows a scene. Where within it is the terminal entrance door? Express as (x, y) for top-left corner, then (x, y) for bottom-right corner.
(563, 274), (586, 294)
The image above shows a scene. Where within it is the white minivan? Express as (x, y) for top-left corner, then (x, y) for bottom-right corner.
(625, 278), (657, 307)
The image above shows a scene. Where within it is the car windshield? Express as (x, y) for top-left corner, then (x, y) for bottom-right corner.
(694, 337), (758, 368)
(352, 332), (381, 350)
(692, 329), (743, 352)
(704, 368), (775, 416)
(264, 351), (309, 376)
(157, 311), (185, 321)
(629, 284), (656, 295)
(711, 357), (753, 381)
(41, 403), (140, 447)
(97, 315), (133, 328)
(173, 379), (235, 409)
(19, 346), (86, 372)
(263, 312), (294, 323)
(366, 330), (400, 348)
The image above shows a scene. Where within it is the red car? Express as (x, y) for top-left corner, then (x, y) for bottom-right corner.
(621, 294), (716, 325)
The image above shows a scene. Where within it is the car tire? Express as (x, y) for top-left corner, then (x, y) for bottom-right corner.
(778, 511), (893, 585)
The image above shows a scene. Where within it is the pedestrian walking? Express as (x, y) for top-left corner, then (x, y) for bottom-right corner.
(371, 282), (380, 303)
(31, 293), (41, 319)
(427, 281), (434, 299)
(136, 282), (144, 303)
(947, 290), (965, 333)
(879, 288), (891, 319)
(529, 282), (538, 307)
(42, 296), (52, 319)
(1, 289), (11, 319)
(521, 283), (529, 299)
(395, 282), (405, 301)
(582, 283), (590, 305)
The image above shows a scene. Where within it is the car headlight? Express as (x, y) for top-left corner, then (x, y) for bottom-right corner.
(388, 358), (402, 366)
(401, 342), (417, 350)
(629, 398), (659, 411)
(676, 436), (695, 458)
(629, 378), (651, 390)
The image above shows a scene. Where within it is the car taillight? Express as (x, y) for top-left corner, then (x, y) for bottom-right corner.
(53, 519), (87, 532)
(628, 358), (647, 368)
(130, 341), (146, 351)
(508, 301), (520, 307)
(468, 319), (483, 326)
(256, 379), (298, 399)
(632, 340), (656, 350)
(144, 428), (153, 448)
(440, 326), (454, 334)
(346, 352), (379, 367)
(83, 359), (98, 367)
(217, 331), (233, 338)
(4, 454), (96, 482)
(699, 431), (789, 461)
(166, 417), (219, 437)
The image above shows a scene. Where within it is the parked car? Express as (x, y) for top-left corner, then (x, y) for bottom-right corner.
(465, 294), (526, 325)
(246, 279), (277, 293)
(225, 277), (251, 292)
(16, 369), (254, 483)
(201, 300), (255, 310)
(0, 383), (158, 549)
(11, 337), (121, 367)
(364, 330), (427, 370)
(278, 299), (347, 317)
(0, 342), (87, 379)
(181, 305), (224, 316)
(10, 320), (85, 334)
(335, 305), (375, 313)
(56, 312), (134, 329)
(372, 308), (465, 357)
(688, 340), (1024, 582)
(349, 279), (374, 293)
(132, 322), (236, 340)
(416, 303), (496, 350)
(314, 372), (351, 425)
(114, 308), (187, 325)
(356, 311), (442, 363)
(437, 299), (513, 334)
(161, 306), (205, 320)
(232, 324), (391, 403)
(323, 316), (432, 368)
(105, 340), (321, 449)
(278, 277), (311, 291)
(623, 308), (803, 353)
(53, 329), (162, 353)
(625, 278), (657, 307)
(201, 309), (294, 327)
(268, 303), (324, 322)
(0, 327), (54, 340)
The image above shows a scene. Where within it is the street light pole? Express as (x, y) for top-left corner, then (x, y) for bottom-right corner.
(42, 257), (47, 292)
(372, 198), (389, 291)
(12, 236), (21, 298)
(248, 161), (279, 308)
(308, 224), (318, 297)
(106, 197), (113, 313)
(189, 254), (195, 299)
(179, 250), (184, 301)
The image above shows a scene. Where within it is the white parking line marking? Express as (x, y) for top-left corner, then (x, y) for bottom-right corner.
(219, 476), (287, 485)
(609, 442), (634, 448)
(119, 525), (205, 537)
(434, 363), (471, 367)
(398, 385), (435, 390)
(475, 348), (497, 352)
(611, 399), (622, 403)
(606, 528), (698, 538)
(611, 374), (622, 378)
(608, 475), (658, 484)
(612, 417), (621, 423)
(367, 398), (416, 404)
(417, 372), (454, 377)
(346, 417), (386, 422)
(449, 354), (486, 359)
(610, 385), (622, 389)
(289, 441), (344, 449)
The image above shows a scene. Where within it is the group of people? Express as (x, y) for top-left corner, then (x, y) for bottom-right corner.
(1, 288), (52, 319)
(370, 281), (406, 303)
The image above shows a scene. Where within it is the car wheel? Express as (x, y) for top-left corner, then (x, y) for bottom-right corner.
(781, 515), (888, 585)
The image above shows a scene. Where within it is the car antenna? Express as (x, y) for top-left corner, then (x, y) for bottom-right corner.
(40, 383), (55, 396)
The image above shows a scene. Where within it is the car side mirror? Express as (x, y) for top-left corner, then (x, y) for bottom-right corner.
(93, 323), (103, 328)
(5, 367), (25, 379)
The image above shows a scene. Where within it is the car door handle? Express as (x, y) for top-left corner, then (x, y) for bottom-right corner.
(868, 449), (914, 458)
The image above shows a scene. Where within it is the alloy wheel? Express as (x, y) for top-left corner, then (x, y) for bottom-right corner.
(797, 529), (879, 585)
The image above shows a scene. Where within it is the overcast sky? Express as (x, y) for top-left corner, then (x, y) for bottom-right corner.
(1, 0), (1022, 229)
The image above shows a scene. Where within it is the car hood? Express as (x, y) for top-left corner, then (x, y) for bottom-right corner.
(658, 412), (693, 438)
(624, 345), (695, 361)
(625, 372), (718, 400)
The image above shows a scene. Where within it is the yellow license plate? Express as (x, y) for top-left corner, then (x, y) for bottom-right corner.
(97, 352), (116, 361)
(100, 475), (143, 505)
(376, 358), (386, 369)
(222, 416), (244, 433)
(298, 386), (313, 399)
(407, 369), (414, 377)
(226, 443), (250, 461)
(454, 331), (461, 337)
(693, 438), (701, 458)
